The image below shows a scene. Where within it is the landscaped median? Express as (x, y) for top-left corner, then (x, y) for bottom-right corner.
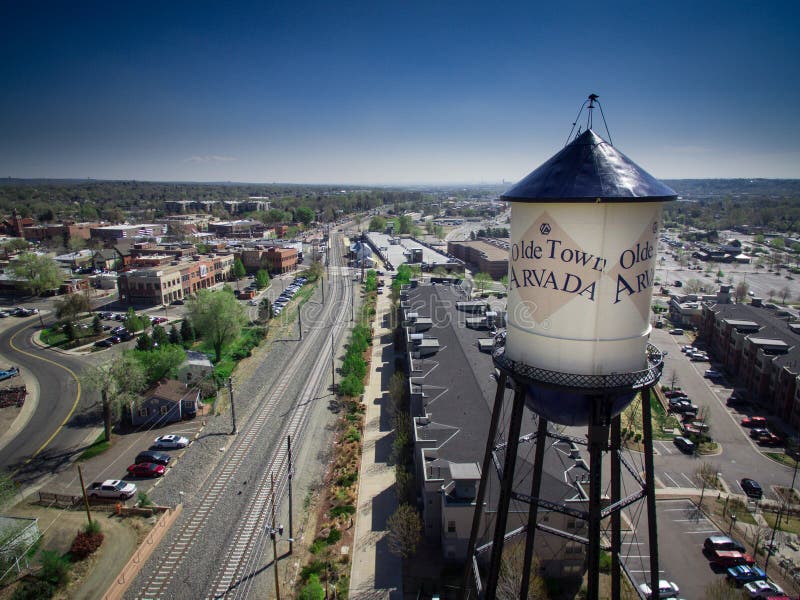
(294, 273), (378, 599)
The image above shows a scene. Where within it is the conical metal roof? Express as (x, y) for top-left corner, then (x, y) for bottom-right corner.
(502, 129), (676, 203)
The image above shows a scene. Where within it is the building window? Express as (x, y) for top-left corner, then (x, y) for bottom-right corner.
(138, 408), (148, 417)
(160, 406), (169, 415)
(447, 521), (456, 533)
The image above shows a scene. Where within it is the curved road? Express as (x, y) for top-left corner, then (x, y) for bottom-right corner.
(0, 316), (98, 487)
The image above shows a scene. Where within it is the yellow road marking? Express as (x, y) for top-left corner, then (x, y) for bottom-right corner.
(9, 324), (81, 469)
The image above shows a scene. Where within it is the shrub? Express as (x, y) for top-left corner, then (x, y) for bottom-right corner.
(84, 520), (101, 535)
(330, 504), (356, 518)
(309, 539), (325, 554)
(300, 560), (326, 581)
(137, 491), (153, 507)
(70, 531), (104, 559)
(599, 550), (612, 573)
(326, 527), (341, 545)
(39, 550), (70, 586)
(298, 574), (325, 600)
(11, 579), (55, 600)
(344, 427), (361, 443)
(336, 471), (358, 487)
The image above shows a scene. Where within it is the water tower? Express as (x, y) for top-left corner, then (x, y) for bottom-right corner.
(463, 96), (676, 599)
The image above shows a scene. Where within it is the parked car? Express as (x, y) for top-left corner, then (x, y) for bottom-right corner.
(118, 330), (134, 342)
(749, 428), (770, 440)
(704, 535), (745, 553)
(743, 580), (785, 598)
(171, 299), (185, 305)
(673, 436), (695, 454)
(758, 434), (782, 447)
(134, 451), (172, 466)
(94, 339), (113, 348)
(638, 579), (680, 598)
(741, 416), (768, 428)
(248, 300), (259, 306)
(665, 390), (688, 399)
(0, 367), (20, 382)
(704, 369), (723, 379)
(709, 550), (755, 568)
(153, 434), (189, 449)
(727, 565), (767, 585)
(126, 462), (166, 478)
(741, 478), (763, 499)
(669, 328), (684, 335)
(87, 479), (136, 500)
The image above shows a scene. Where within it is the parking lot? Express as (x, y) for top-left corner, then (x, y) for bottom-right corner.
(44, 414), (207, 499)
(623, 499), (727, 599)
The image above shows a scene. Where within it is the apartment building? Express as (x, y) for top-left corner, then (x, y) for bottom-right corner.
(117, 254), (234, 305)
(700, 301), (800, 428)
(401, 283), (587, 577)
(239, 245), (298, 274)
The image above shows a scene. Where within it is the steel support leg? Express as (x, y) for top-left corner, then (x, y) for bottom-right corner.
(484, 383), (527, 600)
(520, 416), (549, 599)
(610, 415), (622, 600)
(641, 387), (660, 600)
(587, 397), (610, 600)
(462, 373), (508, 599)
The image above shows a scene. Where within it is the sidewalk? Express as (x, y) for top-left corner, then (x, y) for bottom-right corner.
(349, 291), (403, 599)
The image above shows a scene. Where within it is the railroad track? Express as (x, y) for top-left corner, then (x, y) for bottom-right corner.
(135, 234), (353, 600)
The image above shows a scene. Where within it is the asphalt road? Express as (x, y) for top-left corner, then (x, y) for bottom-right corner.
(0, 314), (100, 487)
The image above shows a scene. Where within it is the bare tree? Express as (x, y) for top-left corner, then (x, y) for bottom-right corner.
(82, 355), (147, 441)
(496, 540), (550, 600)
(780, 286), (791, 305)
(386, 503), (422, 558)
(684, 278), (705, 295)
(734, 281), (749, 302)
(695, 462), (719, 505)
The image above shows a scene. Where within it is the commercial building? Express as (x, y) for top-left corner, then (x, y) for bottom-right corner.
(400, 283), (587, 576)
(117, 254), (234, 305)
(239, 245), (298, 274)
(447, 239), (509, 279)
(90, 224), (167, 243)
(207, 219), (268, 239)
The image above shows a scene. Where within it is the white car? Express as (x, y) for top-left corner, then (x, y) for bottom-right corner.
(153, 434), (190, 449)
(638, 580), (679, 599)
(744, 579), (784, 598)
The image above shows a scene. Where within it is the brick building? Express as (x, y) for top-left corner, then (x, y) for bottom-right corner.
(117, 254), (234, 305)
(239, 246), (298, 274)
(447, 239), (508, 279)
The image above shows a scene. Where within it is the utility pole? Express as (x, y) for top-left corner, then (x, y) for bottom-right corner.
(766, 448), (800, 574)
(287, 436), (294, 555)
(270, 472), (281, 600)
(298, 305), (302, 341)
(77, 465), (93, 527)
(228, 377), (237, 434)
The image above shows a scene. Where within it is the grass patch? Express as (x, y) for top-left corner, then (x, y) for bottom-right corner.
(620, 392), (680, 445)
(715, 497), (757, 525)
(77, 433), (110, 461)
(765, 452), (799, 469)
(763, 511), (800, 535)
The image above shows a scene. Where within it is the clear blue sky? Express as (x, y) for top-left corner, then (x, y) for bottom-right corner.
(2, 0), (798, 184)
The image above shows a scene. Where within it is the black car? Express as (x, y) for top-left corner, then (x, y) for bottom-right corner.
(741, 478), (763, 499)
(94, 339), (113, 348)
(135, 451), (172, 466)
(118, 330), (134, 341)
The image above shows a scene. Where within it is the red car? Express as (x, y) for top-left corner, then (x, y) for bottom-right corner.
(741, 416), (767, 428)
(126, 462), (166, 478)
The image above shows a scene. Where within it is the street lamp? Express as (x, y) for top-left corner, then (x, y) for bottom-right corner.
(729, 514), (737, 536)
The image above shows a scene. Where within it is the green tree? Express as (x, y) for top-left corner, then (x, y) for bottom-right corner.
(168, 324), (181, 345)
(124, 308), (147, 333)
(258, 297), (274, 322)
(151, 324), (169, 347)
(10, 253), (62, 296)
(92, 314), (102, 335)
(186, 289), (246, 362)
(82, 355), (147, 441)
(473, 272), (493, 293)
(295, 206), (315, 225)
(2, 238), (29, 253)
(233, 257), (246, 280)
(368, 215), (386, 232)
(63, 321), (76, 341)
(54, 293), (90, 324)
(306, 259), (324, 282)
(180, 319), (195, 345)
(129, 345), (186, 384)
(255, 269), (270, 290)
(298, 574), (325, 600)
(136, 332), (153, 351)
(397, 214), (413, 234)
(386, 504), (422, 558)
